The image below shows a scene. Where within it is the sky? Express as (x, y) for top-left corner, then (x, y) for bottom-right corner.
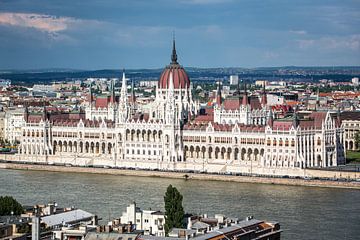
(0, 0), (359, 69)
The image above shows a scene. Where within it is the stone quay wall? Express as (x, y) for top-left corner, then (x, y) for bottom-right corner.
(0, 154), (359, 190)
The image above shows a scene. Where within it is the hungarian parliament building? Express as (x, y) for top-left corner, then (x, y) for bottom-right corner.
(16, 41), (346, 176)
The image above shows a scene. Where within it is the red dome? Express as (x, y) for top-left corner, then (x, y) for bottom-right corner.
(158, 64), (190, 89)
(158, 39), (190, 89)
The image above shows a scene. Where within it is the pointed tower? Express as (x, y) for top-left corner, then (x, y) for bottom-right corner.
(267, 110), (274, 128)
(261, 83), (267, 106)
(216, 81), (222, 106)
(171, 35), (178, 64)
(130, 79), (136, 112)
(42, 103), (47, 121)
(118, 70), (129, 123)
(242, 82), (249, 106)
(89, 82), (93, 104)
(24, 104), (29, 123)
(293, 106), (299, 128)
(110, 78), (116, 104)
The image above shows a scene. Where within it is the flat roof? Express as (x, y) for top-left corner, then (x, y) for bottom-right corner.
(42, 209), (94, 227)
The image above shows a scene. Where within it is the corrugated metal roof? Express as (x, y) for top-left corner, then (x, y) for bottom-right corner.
(42, 209), (94, 227)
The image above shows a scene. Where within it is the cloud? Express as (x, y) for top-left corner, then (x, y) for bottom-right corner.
(289, 30), (307, 35)
(0, 12), (106, 41)
(296, 35), (360, 51)
(0, 12), (74, 33)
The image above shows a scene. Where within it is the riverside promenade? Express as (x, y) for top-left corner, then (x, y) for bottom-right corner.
(1, 161), (359, 189)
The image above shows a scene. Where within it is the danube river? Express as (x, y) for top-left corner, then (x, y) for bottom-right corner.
(1, 169), (359, 239)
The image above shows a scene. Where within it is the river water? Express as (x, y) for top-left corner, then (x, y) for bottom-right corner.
(0, 169), (359, 240)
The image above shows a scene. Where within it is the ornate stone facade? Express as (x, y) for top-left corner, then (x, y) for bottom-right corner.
(16, 41), (346, 175)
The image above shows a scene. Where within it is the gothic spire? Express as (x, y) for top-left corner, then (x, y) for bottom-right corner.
(261, 83), (267, 105)
(89, 81), (93, 103)
(293, 106), (299, 127)
(111, 78), (115, 103)
(120, 69), (127, 102)
(216, 81), (222, 106)
(242, 81), (249, 106)
(171, 34), (178, 64)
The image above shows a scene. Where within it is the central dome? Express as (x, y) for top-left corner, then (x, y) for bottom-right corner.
(158, 40), (190, 89)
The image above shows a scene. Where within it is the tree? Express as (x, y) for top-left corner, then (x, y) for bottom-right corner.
(0, 196), (24, 216)
(164, 185), (185, 236)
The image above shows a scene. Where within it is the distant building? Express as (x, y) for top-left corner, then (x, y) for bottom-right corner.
(120, 202), (165, 236)
(33, 84), (55, 92)
(352, 77), (359, 86)
(255, 80), (268, 87)
(0, 112), (5, 142)
(0, 79), (11, 88)
(4, 108), (25, 144)
(0, 223), (27, 240)
(42, 209), (96, 229)
(140, 80), (158, 88)
(229, 75), (239, 85)
(140, 218), (281, 240)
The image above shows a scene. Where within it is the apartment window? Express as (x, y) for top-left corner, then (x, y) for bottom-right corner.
(155, 220), (158, 225)
(137, 219), (140, 223)
(145, 219), (149, 223)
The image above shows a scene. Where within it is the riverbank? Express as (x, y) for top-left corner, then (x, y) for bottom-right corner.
(1, 162), (359, 189)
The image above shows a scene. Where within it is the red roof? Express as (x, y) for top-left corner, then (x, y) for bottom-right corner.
(309, 112), (327, 128)
(272, 121), (293, 130)
(95, 97), (109, 108)
(223, 96), (262, 110)
(158, 64), (190, 89)
(183, 122), (265, 132)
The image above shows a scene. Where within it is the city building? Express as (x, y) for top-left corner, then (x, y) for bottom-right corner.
(0, 79), (11, 88)
(13, 40), (346, 176)
(340, 111), (360, 151)
(0, 111), (5, 143)
(4, 108), (25, 144)
(140, 80), (158, 88)
(352, 77), (359, 86)
(120, 202), (165, 236)
(229, 75), (239, 85)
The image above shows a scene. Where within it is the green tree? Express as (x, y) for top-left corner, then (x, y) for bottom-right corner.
(164, 185), (184, 236)
(0, 196), (24, 216)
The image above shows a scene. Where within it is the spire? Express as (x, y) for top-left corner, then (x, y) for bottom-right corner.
(131, 79), (136, 104)
(261, 83), (267, 106)
(242, 81), (249, 106)
(120, 69), (128, 102)
(336, 106), (341, 127)
(216, 81), (222, 106)
(171, 34), (178, 64)
(42, 102), (47, 121)
(267, 110), (274, 127)
(293, 106), (299, 128)
(89, 81), (93, 104)
(24, 104), (29, 122)
(110, 78), (115, 103)
(118, 69), (129, 123)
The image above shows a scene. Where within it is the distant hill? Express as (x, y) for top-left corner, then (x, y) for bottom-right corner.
(1, 66), (359, 86)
